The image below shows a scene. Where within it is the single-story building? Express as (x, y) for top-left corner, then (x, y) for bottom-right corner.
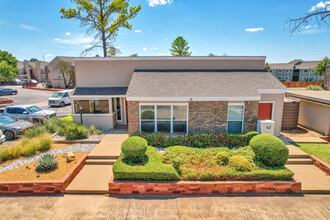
(71, 56), (286, 136)
(286, 89), (330, 136)
(45, 56), (76, 88)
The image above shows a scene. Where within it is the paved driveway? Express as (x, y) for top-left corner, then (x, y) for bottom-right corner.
(0, 194), (329, 219)
(0, 85), (71, 117)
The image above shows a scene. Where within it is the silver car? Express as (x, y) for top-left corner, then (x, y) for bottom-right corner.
(0, 116), (34, 140)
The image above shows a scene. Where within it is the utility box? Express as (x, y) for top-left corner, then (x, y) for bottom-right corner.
(259, 120), (275, 135)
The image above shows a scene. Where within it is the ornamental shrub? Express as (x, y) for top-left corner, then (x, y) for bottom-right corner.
(250, 134), (289, 167)
(229, 155), (252, 172)
(246, 131), (259, 143)
(121, 136), (148, 160)
(215, 151), (231, 165)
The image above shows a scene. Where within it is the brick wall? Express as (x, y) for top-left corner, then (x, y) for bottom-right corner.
(127, 101), (140, 134)
(189, 101), (228, 134)
(243, 101), (258, 132)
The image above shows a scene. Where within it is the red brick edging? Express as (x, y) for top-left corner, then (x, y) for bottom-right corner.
(109, 176), (301, 194)
(309, 155), (330, 175)
(26, 87), (65, 92)
(0, 155), (87, 194)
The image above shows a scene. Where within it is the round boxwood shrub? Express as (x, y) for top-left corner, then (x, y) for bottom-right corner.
(228, 155), (252, 172)
(250, 134), (289, 167)
(215, 151), (231, 165)
(246, 131), (259, 143)
(121, 136), (148, 160)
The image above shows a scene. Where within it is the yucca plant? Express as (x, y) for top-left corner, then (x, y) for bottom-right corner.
(35, 154), (58, 173)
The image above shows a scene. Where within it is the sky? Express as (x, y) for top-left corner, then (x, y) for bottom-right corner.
(0, 0), (329, 63)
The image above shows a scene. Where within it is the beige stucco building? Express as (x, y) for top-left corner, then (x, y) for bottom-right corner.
(17, 60), (48, 82)
(71, 56), (286, 136)
(45, 56), (76, 88)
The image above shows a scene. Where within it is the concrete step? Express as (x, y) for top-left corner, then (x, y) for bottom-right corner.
(288, 154), (309, 158)
(286, 158), (313, 164)
(86, 158), (117, 165)
(88, 155), (119, 159)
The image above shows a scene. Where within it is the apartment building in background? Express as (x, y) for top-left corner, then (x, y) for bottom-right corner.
(17, 60), (49, 82)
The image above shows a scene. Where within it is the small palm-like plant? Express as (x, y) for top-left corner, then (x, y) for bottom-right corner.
(35, 154), (58, 173)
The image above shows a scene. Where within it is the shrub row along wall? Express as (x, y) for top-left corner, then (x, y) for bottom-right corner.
(109, 176), (301, 194)
(309, 155), (330, 175)
(0, 155), (87, 194)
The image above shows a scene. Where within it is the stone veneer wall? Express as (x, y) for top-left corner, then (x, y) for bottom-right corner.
(127, 101), (258, 134)
(243, 101), (259, 132)
(127, 101), (140, 134)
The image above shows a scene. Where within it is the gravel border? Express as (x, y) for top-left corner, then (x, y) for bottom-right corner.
(53, 134), (105, 141)
(0, 143), (97, 173)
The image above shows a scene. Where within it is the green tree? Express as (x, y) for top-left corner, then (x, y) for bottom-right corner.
(107, 46), (120, 57)
(57, 61), (75, 88)
(130, 53), (138, 57)
(29, 58), (39, 62)
(265, 62), (271, 72)
(170, 36), (192, 56)
(60, 0), (141, 57)
(313, 57), (330, 75)
(0, 50), (18, 82)
(208, 53), (216, 56)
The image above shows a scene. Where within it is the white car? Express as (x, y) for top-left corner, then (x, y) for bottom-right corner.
(0, 130), (6, 144)
(48, 90), (73, 107)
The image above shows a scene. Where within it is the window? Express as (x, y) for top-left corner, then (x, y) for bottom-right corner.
(277, 76), (282, 80)
(140, 104), (188, 133)
(278, 69), (283, 73)
(227, 104), (244, 133)
(310, 77), (315, 82)
(74, 100), (109, 114)
(116, 98), (122, 121)
(284, 76), (289, 81)
(302, 76), (307, 81)
(285, 70), (290, 73)
(303, 69), (308, 73)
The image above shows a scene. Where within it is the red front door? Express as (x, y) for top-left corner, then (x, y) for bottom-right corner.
(258, 103), (273, 120)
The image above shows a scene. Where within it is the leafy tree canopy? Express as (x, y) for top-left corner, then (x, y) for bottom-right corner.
(58, 61), (75, 88)
(313, 56), (330, 76)
(60, 0), (141, 57)
(0, 50), (18, 68)
(170, 36), (192, 56)
(130, 53), (138, 57)
(208, 53), (216, 56)
(29, 58), (39, 62)
(265, 62), (271, 72)
(0, 50), (18, 82)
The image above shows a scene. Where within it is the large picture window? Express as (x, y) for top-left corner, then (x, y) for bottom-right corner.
(74, 100), (109, 114)
(227, 103), (244, 133)
(140, 104), (188, 133)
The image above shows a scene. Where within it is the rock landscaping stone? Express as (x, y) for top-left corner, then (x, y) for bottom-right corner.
(0, 143), (97, 172)
(63, 152), (76, 163)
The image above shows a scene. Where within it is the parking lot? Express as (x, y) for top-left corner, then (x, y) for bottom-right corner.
(0, 85), (71, 117)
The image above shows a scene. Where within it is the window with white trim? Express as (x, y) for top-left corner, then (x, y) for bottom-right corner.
(277, 76), (282, 80)
(140, 104), (188, 133)
(278, 69), (283, 73)
(284, 76), (289, 81)
(302, 76), (307, 81)
(310, 76), (315, 81)
(227, 103), (244, 133)
(285, 70), (290, 73)
(303, 69), (308, 73)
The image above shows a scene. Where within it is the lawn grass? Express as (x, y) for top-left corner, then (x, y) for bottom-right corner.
(293, 143), (330, 164)
(113, 146), (180, 181)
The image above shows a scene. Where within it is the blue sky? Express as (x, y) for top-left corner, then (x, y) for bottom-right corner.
(0, 0), (329, 63)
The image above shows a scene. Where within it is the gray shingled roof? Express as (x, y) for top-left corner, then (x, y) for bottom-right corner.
(73, 87), (128, 96)
(126, 70), (286, 98)
(270, 60), (320, 70)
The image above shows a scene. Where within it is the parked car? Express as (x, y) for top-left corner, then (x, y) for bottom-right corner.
(0, 116), (34, 140)
(0, 130), (5, 144)
(0, 105), (56, 122)
(13, 79), (23, 85)
(0, 88), (18, 96)
(22, 80), (38, 88)
(48, 90), (73, 107)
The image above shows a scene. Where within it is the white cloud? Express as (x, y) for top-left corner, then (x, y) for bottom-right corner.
(53, 34), (97, 45)
(54, 38), (60, 41)
(65, 32), (71, 35)
(245, 27), (264, 32)
(150, 47), (158, 50)
(115, 46), (121, 49)
(164, 38), (168, 40)
(83, 44), (93, 48)
(143, 47), (148, 51)
(20, 24), (41, 32)
(135, 30), (142, 33)
(310, 1), (330, 12)
(304, 25), (312, 29)
(44, 53), (53, 58)
(147, 0), (173, 7)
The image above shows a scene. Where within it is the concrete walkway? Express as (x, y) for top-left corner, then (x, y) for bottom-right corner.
(66, 129), (128, 194)
(281, 136), (328, 144)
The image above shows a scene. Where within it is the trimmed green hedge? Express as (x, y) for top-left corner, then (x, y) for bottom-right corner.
(121, 136), (148, 160)
(250, 134), (289, 167)
(130, 131), (260, 149)
(113, 146), (180, 181)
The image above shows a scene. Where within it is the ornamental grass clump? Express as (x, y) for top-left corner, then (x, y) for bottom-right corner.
(250, 134), (289, 167)
(228, 155), (252, 172)
(121, 136), (148, 163)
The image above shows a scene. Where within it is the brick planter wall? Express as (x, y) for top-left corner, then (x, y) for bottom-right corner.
(0, 155), (87, 194)
(109, 176), (301, 194)
(309, 155), (330, 175)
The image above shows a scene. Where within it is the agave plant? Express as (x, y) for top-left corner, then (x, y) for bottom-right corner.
(35, 154), (58, 173)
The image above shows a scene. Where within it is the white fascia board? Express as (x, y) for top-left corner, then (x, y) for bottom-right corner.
(126, 96), (261, 102)
(74, 56), (266, 62)
(72, 95), (126, 99)
(257, 89), (286, 94)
